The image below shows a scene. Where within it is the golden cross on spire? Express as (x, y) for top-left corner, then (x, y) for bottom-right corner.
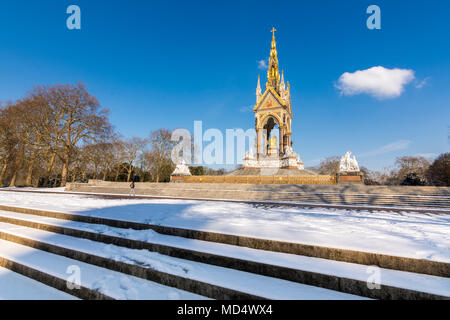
(271, 27), (277, 37)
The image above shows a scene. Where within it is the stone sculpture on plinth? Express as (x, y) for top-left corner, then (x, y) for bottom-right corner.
(338, 151), (362, 184)
(170, 159), (192, 182)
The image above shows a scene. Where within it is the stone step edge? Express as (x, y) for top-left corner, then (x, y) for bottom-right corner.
(64, 189), (450, 212)
(72, 187), (450, 202)
(2, 189), (449, 214)
(71, 188), (450, 202)
(1, 217), (448, 300)
(271, 199), (449, 206)
(0, 254), (113, 300)
(67, 184), (450, 198)
(0, 230), (264, 300)
(0, 204), (448, 278)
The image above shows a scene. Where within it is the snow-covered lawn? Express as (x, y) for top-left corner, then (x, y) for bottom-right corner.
(0, 189), (449, 262)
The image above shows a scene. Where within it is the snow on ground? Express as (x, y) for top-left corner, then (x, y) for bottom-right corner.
(0, 189), (449, 262)
(0, 222), (365, 300)
(0, 214), (448, 297)
(0, 266), (78, 300)
(0, 238), (205, 300)
(2, 187), (66, 192)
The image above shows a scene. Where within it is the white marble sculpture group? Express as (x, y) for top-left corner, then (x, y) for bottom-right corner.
(171, 150), (359, 176)
(171, 159), (192, 176)
(242, 146), (304, 170)
(339, 151), (360, 173)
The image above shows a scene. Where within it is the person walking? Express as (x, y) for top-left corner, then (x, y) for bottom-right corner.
(129, 180), (136, 197)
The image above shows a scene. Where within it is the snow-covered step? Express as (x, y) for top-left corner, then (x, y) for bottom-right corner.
(270, 195), (450, 207)
(0, 207), (447, 280)
(0, 238), (205, 300)
(0, 216), (448, 299)
(0, 222), (364, 300)
(0, 266), (78, 300)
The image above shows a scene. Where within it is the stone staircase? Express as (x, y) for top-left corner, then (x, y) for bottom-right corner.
(0, 205), (448, 300)
(66, 181), (450, 210)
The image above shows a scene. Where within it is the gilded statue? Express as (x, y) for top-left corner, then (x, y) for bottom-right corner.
(269, 135), (277, 148)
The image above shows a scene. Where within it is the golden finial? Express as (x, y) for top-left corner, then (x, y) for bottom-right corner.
(267, 27), (279, 90)
(271, 27), (277, 38)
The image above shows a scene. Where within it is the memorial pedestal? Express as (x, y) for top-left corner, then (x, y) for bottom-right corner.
(337, 171), (362, 184)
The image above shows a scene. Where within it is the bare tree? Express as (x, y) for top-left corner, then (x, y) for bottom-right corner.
(395, 156), (431, 185)
(146, 129), (175, 182)
(99, 142), (120, 181)
(316, 156), (340, 175)
(44, 83), (112, 186)
(426, 153), (450, 186)
(1, 103), (27, 187)
(119, 137), (148, 182)
(0, 105), (20, 185)
(18, 93), (52, 186)
(80, 141), (119, 181)
(0, 83), (117, 187)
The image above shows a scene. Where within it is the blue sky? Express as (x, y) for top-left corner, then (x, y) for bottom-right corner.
(0, 0), (449, 171)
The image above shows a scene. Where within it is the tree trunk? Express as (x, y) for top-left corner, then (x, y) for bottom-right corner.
(127, 164), (132, 182)
(25, 154), (38, 187)
(26, 140), (41, 187)
(25, 162), (34, 187)
(0, 162), (8, 186)
(44, 152), (56, 187)
(60, 154), (70, 187)
(102, 170), (107, 181)
(156, 166), (159, 183)
(70, 169), (76, 182)
(9, 148), (23, 187)
(9, 170), (17, 187)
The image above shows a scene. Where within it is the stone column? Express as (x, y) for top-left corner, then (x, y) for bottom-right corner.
(279, 127), (284, 154)
(256, 128), (264, 158)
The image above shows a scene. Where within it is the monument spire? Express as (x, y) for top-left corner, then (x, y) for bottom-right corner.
(266, 27), (280, 92)
(280, 70), (285, 91)
(256, 75), (262, 102)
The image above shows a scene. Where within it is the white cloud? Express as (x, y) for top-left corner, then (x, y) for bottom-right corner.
(336, 66), (415, 99)
(415, 153), (437, 159)
(307, 158), (322, 166)
(239, 105), (254, 112)
(360, 140), (412, 157)
(257, 59), (268, 70)
(415, 76), (430, 89)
